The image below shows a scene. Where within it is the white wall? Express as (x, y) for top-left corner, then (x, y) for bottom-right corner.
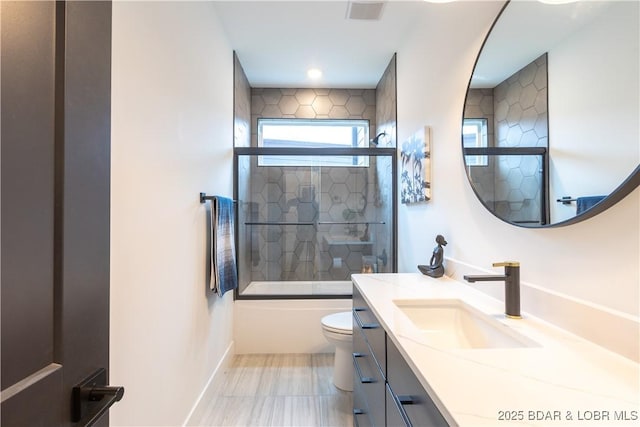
(396, 0), (638, 322)
(548, 1), (639, 223)
(110, 2), (234, 425)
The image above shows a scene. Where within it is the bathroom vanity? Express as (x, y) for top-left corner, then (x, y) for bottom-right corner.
(351, 273), (639, 427)
(353, 284), (448, 426)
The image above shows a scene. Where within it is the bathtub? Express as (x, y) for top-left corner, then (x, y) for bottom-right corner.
(234, 281), (353, 354)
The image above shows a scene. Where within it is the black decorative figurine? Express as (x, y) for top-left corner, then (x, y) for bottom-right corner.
(418, 235), (447, 278)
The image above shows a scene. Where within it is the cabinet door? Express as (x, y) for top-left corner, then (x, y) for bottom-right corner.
(353, 285), (386, 377)
(387, 337), (449, 427)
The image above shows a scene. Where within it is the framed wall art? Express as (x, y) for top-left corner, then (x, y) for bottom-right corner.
(401, 126), (431, 204)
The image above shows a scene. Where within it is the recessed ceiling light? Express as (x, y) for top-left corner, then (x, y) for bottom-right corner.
(307, 68), (322, 80)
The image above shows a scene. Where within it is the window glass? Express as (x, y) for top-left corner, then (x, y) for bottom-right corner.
(463, 118), (488, 166)
(258, 119), (369, 167)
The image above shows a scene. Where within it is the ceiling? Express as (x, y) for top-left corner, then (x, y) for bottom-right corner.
(211, 1), (430, 88)
(471, 0), (616, 88)
(212, 1), (621, 91)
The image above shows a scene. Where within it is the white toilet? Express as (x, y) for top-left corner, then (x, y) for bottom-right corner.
(321, 311), (353, 391)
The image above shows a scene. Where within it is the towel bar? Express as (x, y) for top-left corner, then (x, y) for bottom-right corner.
(200, 192), (237, 204)
(556, 196), (576, 204)
(318, 221), (386, 225)
(245, 222), (315, 226)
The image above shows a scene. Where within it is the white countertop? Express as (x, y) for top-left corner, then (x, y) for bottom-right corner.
(352, 273), (639, 427)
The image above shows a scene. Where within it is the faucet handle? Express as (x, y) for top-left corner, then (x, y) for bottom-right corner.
(493, 261), (520, 268)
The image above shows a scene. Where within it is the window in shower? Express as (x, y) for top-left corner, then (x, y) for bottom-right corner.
(257, 118), (369, 167)
(234, 146), (397, 299)
(462, 118), (488, 166)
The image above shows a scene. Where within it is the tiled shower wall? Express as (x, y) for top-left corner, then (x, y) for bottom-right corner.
(373, 54), (396, 261)
(234, 53), (252, 288)
(250, 88), (376, 146)
(464, 88), (497, 208)
(233, 55), (397, 288)
(376, 54), (397, 148)
(234, 52), (251, 148)
(247, 87), (387, 283)
(464, 54), (548, 223)
(241, 161), (393, 283)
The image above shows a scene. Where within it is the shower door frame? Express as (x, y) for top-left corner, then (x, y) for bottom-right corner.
(233, 146), (397, 300)
(464, 146), (549, 225)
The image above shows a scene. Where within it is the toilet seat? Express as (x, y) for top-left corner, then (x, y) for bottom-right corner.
(321, 311), (353, 335)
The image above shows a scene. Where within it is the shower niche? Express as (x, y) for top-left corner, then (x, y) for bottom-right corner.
(234, 147), (396, 298)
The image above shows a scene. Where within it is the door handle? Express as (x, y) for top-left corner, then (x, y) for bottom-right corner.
(72, 368), (125, 426)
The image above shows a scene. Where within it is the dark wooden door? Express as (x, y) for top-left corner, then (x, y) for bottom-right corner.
(1, 2), (115, 426)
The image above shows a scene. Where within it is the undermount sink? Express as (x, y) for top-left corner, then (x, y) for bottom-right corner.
(393, 299), (538, 349)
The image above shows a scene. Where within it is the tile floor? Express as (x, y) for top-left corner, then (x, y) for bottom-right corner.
(197, 353), (353, 427)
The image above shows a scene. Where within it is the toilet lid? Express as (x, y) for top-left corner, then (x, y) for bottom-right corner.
(321, 311), (352, 334)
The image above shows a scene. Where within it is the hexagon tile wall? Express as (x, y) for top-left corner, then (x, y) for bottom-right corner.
(465, 54), (547, 223)
(234, 55), (398, 294)
(244, 88), (390, 285)
(250, 88), (377, 146)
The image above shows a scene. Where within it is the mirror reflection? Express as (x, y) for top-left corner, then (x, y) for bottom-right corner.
(463, 0), (639, 227)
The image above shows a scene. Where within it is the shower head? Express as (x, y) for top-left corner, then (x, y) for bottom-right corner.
(370, 132), (387, 146)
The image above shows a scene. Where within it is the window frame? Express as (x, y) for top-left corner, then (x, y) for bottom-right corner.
(257, 118), (370, 167)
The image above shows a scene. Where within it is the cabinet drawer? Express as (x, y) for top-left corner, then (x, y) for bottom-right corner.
(353, 322), (370, 357)
(353, 285), (386, 377)
(354, 379), (373, 427)
(386, 383), (410, 427)
(387, 337), (449, 427)
(353, 331), (386, 427)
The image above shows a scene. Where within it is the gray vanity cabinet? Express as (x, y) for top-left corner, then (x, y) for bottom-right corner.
(353, 286), (386, 426)
(353, 285), (449, 427)
(386, 336), (449, 426)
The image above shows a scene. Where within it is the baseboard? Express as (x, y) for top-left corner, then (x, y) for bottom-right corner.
(182, 341), (235, 426)
(445, 257), (639, 362)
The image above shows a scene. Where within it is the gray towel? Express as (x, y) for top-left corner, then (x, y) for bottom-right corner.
(210, 196), (238, 296)
(576, 195), (605, 215)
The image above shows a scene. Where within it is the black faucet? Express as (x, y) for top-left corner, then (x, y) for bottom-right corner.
(463, 262), (521, 319)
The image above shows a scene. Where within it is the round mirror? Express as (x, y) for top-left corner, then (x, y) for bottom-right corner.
(462, 0), (639, 227)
